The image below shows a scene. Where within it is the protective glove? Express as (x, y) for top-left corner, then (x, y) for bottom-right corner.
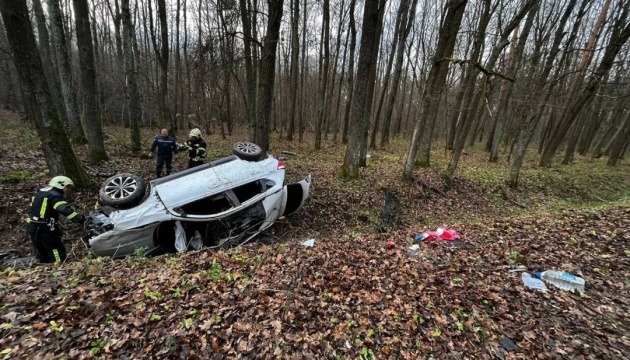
(192, 157), (200, 162)
(147, 151), (153, 157)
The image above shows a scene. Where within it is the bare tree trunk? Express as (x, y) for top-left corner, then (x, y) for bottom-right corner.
(158, 0), (172, 131)
(47, 0), (87, 144)
(314, 0), (330, 150)
(0, 0), (91, 186)
(342, 0), (357, 144)
(324, 0), (346, 140)
(121, 0), (140, 152)
(540, 1), (630, 167)
(404, 0), (467, 178)
(606, 106), (630, 165)
(333, 30), (350, 142)
(254, 0), (284, 153)
(341, 0), (386, 179)
(239, 0), (257, 140)
(31, 0), (69, 127)
(369, 0), (407, 150)
(297, 0), (307, 142)
(73, 0), (109, 162)
(174, 0), (182, 124)
(287, 0), (299, 141)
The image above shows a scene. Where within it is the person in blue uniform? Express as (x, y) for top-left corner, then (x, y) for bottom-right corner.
(149, 128), (178, 178)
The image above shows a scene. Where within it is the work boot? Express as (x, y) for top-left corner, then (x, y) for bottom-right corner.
(166, 170), (171, 176)
(156, 171), (162, 179)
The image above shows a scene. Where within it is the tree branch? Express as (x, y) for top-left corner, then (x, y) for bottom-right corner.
(438, 58), (515, 82)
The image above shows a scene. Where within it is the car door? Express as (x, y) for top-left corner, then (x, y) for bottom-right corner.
(280, 175), (311, 216)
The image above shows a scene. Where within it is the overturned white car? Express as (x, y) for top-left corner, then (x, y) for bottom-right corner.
(84, 142), (311, 257)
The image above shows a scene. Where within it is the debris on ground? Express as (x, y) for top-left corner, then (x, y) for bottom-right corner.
(301, 238), (315, 247)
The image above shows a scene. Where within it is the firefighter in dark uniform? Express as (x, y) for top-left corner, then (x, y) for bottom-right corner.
(149, 128), (178, 178)
(182, 128), (207, 168)
(25, 176), (84, 264)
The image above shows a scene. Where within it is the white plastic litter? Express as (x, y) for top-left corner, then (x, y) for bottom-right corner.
(409, 244), (420, 251)
(302, 239), (315, 247)
(522, 272), (548, 291)
(189, 230), (203, 250)
(174, 221), (187, 252)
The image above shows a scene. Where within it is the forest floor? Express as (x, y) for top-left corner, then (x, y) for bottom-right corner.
(0, 112), (629, 359)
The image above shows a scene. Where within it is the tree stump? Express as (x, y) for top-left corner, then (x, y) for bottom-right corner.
(380, 191), (400, 233)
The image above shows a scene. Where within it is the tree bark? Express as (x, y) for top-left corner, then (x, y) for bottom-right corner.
(341, 0), (386, 179)
(121, 0), (140, 151)
(239, 0), (257, 140)
(341, 0), (357, 145)
(31, 0), (69, 127)
(47, 0), (87, 144)
(0, 0), (91, 186)
(287, 0), (299, 141)
(315, 0), (330, 150)
(73, 0), (109, 162)
(254, 0), (284, 153)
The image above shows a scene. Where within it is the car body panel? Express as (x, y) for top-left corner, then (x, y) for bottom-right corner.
(89, 223), (159, 257)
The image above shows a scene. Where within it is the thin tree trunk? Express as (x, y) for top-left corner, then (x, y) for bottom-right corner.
(121, 0), (140, 152)
(174, 0), (182, 124)
(341, 0), (386, 179)
(381, 0), (414, 146)
(315, 0), (330, 150)
(239, 0), (257, 140)
(47, 0), (87, 144)
(341, 0), (357, 144)
(73, 0), (109, 162)
(287, 0), (299, 141)
(298, 0), (307, 142)
(31, 0), (69, 127)
(254, 0), (284, 153)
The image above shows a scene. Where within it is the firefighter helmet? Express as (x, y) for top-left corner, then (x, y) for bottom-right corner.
(49, 176), (75, 190)
(189, 128), (202, 138)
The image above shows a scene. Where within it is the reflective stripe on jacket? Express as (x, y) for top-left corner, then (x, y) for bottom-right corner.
(26, 188), (79, 225)
(184, 138), (207, 160)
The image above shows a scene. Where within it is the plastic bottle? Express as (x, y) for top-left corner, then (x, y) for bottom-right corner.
(521, 273), (548, 291)
(533, 271), (585, 293)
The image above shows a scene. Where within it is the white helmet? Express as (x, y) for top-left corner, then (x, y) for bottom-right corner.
(189, 128), (202, 138)
(49, 176), (74, 190)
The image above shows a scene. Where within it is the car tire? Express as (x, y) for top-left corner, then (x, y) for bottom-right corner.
(232, 142), (262, 161)
(98, 173), (146, 208)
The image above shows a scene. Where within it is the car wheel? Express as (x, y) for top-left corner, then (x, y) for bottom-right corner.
(98, 173), (146, 208)
(232, 142), (262, 161)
